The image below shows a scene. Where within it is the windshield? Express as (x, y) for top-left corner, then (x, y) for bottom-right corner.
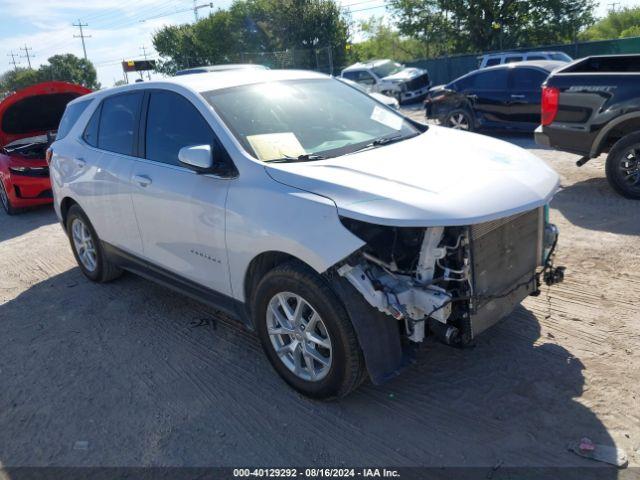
(371, 61), (404, 78)
(550, 52), (572, 62)
(202, 79), (419, 162)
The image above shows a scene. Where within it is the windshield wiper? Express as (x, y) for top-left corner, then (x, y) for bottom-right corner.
(349, 133), (413, 154)
(269, 153), (326, 163)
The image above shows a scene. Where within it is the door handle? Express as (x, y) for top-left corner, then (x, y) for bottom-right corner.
(74, 157), (86, 168)
(133, 174), (152, 187)
(510, 94), (526, 99)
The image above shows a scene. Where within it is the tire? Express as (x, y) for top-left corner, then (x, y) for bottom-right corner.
(252, 261), (366, 399)
(65, 205), (123, 282)
(605, 132), (640, 199)
(0, 180), (19, 215)
(444, 109), (474, 131)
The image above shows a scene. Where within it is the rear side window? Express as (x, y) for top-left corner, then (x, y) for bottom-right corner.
(82, 106), (100, 147)
(57, 99), (91, 140)
(511, 68), (548, 90)
(97, 93), (143, 156)
(467, 70), (509, 90)
(145, 90), (214, 166)
(526, 55), (547, 61)
(504, 56), (524, 63)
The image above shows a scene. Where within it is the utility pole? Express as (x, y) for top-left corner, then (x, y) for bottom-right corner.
(192, 2), (213, 22)
(19, 45), (33, 69)
(73, 19), (91, 60)
(7, 51), (20, 71)
(140, 45), (152, 80)
(608, 2), (620, 12)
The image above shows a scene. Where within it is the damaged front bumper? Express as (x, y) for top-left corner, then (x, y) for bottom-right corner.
(336, 206), (564, 348)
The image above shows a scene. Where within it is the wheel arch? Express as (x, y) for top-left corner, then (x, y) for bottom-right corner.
(59, 196), (79, 226)
(243, 251), (307, 315)
(591, 113), (640, 157)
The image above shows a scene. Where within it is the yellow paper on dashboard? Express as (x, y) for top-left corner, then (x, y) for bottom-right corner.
(247, 132), (306, 162)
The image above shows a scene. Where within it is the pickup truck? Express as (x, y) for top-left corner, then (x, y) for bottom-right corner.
(535, 54), (640, 199)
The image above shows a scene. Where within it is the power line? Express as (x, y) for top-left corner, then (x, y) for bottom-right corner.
(19, 45), (34, 69)
(7, 51), (20, 71)
(607, 2), (620, 12)
(73, 20), (91, 60)
(140, 1), (213, 23)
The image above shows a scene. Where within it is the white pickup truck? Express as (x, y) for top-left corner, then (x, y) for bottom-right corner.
(341, 59), (430, 104)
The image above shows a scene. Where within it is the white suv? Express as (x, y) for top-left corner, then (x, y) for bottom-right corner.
(478, 51), (572, 68)
(49, 69), (563, 398)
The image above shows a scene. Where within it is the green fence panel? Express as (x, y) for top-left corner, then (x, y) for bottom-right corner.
(407, 37), (640, 86)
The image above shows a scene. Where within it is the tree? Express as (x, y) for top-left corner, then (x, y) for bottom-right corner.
(581, 7), (640, 40)
(389, 0), (596, 55)
(0, 68), (42, 96)
(0, 53), (99, 96)
(153, 0), (350, 74)
(38, 54), (100, 89)
(349, 17), (427, 62)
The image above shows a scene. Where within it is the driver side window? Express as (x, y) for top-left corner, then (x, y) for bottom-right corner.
(145, 91), (215, 166)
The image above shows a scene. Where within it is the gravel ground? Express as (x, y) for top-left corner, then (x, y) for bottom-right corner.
(1, 107), (639, 472)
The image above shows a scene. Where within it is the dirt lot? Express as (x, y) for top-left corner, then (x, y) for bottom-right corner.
(1, 109), (639, 472)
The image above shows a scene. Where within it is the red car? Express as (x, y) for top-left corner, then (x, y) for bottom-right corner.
(0, 81), (91, 215)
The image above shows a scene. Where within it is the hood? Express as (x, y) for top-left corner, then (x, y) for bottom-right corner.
(369, 92), (398, 108)
(265, 126), (560, 227)
(428, 84), (447, 93)
(382, 67), (426, 82)
(0, 81), (92, 147)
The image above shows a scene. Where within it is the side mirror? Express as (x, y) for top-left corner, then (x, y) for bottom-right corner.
(178, 144), (213, 172)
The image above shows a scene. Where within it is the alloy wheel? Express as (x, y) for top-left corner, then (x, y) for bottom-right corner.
(619, 147), (640, 192)
(448, 113), (470, 130)
(71, 218), (98, 272)
(0, 182), (8, 211)
(266, 292), (332, 382)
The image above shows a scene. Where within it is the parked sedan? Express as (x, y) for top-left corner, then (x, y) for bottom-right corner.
(49, 70), (563, 398)
(0, 81), (91, 215)
(425, 61), (564, 132)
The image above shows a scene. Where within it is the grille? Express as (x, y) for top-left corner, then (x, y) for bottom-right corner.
(405, 74), (430, 91)
(469, 208), (543, 336)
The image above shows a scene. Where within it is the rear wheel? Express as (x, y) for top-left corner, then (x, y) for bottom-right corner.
(253, 261), (366, 399)
(0, 180), (19, 215)
(606, 133), (640, 199)
(66, 205), (123, 282)
(445, 109), (474, 131)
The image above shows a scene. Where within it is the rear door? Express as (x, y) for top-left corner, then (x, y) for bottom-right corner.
(460, 69), (510, 126)
(78, 92), (144, 255)
(506, 67), (549, 127)
(129, 89), (233, 296)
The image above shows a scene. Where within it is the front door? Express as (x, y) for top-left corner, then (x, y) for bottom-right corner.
(130, 90), (233, 296)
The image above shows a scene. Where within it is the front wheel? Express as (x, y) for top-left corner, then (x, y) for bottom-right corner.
(252, 261), (366, 399)
(0, 180), (19, 215)
(445, 109), (474, 131)
(605, 133), (640, 199)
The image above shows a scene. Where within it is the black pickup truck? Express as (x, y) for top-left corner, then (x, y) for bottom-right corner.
(535, 55), (640, 199)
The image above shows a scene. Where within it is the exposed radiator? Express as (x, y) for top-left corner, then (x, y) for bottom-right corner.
(468, 208), (543, 337)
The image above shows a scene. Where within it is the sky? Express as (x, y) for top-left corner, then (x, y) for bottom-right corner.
(0, 0), (638, 87)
